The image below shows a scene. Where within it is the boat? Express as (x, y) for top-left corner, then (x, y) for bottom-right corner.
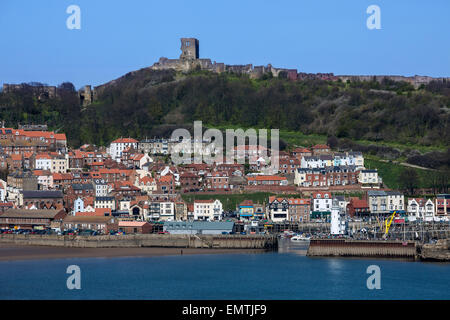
(279, 230), (296, 238)
(290, 234), (311, 242)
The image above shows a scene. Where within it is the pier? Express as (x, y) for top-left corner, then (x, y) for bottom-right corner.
(0, 233), (278, 250)
(307, 239), (417, 259)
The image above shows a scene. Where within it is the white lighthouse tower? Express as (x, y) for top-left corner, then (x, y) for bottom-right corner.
(331, 199), (347, 235)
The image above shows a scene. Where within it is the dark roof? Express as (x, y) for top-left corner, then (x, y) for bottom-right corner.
(95, 196), (114, 201)
(21, 190), (63, 198)
(72, 184), (94, 190)
(8, 171), (35, 178)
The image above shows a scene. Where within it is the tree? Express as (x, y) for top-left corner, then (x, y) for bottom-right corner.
(399, 168), (419, 195)
(327, 136), (339, 149)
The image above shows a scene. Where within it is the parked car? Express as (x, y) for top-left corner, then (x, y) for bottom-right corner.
(79, 230), (96, 236)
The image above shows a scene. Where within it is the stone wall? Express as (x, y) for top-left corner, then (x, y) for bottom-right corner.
(307, 239), (417, 258)
(0, 234), (277, 249)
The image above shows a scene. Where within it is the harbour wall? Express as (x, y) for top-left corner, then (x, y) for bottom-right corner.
(0, 234), (278, 250)
(307, 239), (417, 259)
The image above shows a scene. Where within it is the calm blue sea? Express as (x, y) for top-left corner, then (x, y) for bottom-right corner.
(0, 241), (449, 300)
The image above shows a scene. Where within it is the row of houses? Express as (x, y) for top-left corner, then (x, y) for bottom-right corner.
(294, 168), (382, 188)
(235, 192), (450, 223)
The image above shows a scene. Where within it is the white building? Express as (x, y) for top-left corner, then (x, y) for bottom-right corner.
(109, 138), (138, 162)
(358, 169), (382, 188)
(35, 154), (52, 171)
(159, 201), (175, 221)
(34, 170), (53, 190)
(74, 197), (85, 214)
(94, 196), (116, 210)
(407, 198), (435, 222)
(193, 199), (223, 221)
(93, 179), (109, 197)
(267, 198), (289, 222)
(312, 192), (332, 212)
(301, 156), (333, 169)
(0, 179), (6, 202)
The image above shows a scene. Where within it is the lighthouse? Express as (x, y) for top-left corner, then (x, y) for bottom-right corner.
(330, 198), (347, 235)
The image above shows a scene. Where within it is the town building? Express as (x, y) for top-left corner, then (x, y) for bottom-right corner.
(62, 215), (118, 234)
(435, 194), (450, 221)
(247, 175), (288, 186)
(311, 192), (332, 221)
(367, 190), (405, 217)
(0, 209), (66, 229)
(359, 169), (382, 188)
(407, 198), (435, 222)
(267, 197), (289, 222)
(118, 221), (152, 234)
(346, 197), (370, 218)
(108, 138), (138, 162)
(193, 199), (223, 221)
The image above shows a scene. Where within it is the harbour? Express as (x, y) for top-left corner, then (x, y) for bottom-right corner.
(0, 239), (449, 300)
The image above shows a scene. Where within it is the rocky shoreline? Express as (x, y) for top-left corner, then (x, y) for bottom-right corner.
(418, 239), (450, 262)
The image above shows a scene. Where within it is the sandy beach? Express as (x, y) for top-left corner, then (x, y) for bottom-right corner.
(0, 244), (268, 261)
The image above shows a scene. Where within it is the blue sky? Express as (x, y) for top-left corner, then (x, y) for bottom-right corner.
(0, 0), (449, 89)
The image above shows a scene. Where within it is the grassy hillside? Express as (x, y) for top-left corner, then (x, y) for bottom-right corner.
(181, 192), (304, 211)
(365, 158), (449, 194)
(181, 192), (273, 211)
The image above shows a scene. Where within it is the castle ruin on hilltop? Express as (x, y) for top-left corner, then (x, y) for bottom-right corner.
(3, 38), (448, 107)
(150, 38), (298, 80)
(150, 38), (450, 88)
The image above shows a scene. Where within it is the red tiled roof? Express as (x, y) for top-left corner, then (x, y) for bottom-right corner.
(159, 175), (173, 183)
(247, 175), (287, 181)
(53, 173), (73, 180)
(118, 221), (148, 227)
(11, 154), (22, 161)
(312, 192), (332, 198)
(312, 144), (330, 149)
(76, 208), (111, 217)
(111, 138), (138, 144)
(269, 197), (310, 205)
(194, 199), (215, 203)
(350, 198), (368, 208)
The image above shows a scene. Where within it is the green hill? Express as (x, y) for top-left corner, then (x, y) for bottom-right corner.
(1, 68), (449, 172)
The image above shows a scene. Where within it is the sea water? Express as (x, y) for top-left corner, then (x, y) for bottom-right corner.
(0, 240), (448, 300)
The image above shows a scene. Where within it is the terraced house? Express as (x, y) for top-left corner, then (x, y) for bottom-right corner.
(368, 190), (405, 217)
(407, 198), (435, 222)
(193, 199), (223, 221)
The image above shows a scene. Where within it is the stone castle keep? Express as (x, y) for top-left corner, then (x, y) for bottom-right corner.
(3, 37), (449, 106)
(150, 38), (297, 80)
